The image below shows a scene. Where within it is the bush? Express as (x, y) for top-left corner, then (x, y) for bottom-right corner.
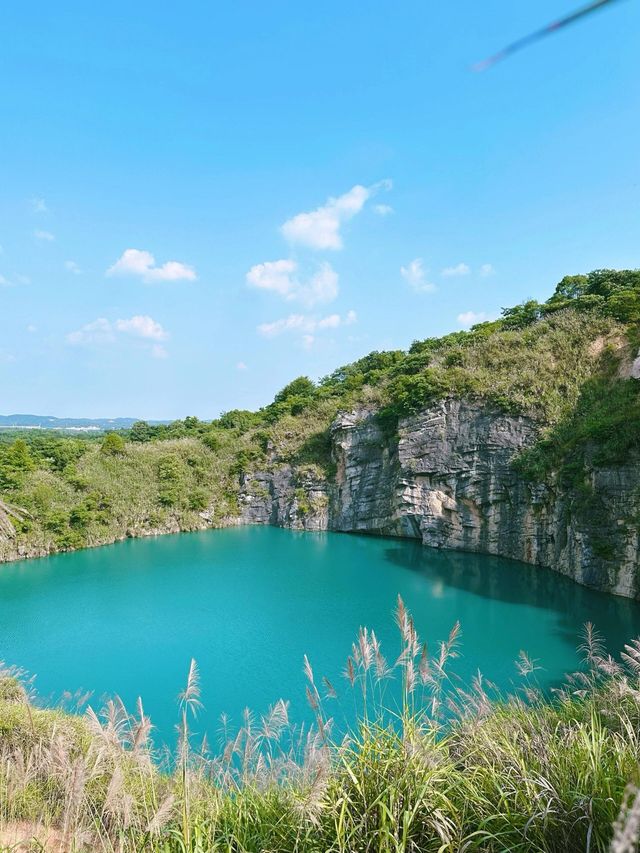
(100, 432), (125, 456)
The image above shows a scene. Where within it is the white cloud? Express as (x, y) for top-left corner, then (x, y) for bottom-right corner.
(106, 248), (197, 283)
(373, 203), (394, 216)
(65, 260), (82, 275)
(317, 313), (341, 329)
(401, 258), (436, 293)
(34, 229), (55, 242)
(457, 311), (488, 327)
(115, 315), (168, 340)
(67, 315), (168, 353)
(303, 263), (339, 305)
(26, 324), (37, 333)
(258, 310), (357, 339)
(442, 263), (470, 277)
(30, 197), (47, 213)
(280, 179), (392, 250)
(480, 263), (494, 278)
(67, 318), (115, 345)
(246, 258), (297, 296)
(246, 259), (338, 307)
(1, 273), (30, 287)
(236, 361), (248, 371)
(302, 335), (315, 350)
(258, 314), (310, 337)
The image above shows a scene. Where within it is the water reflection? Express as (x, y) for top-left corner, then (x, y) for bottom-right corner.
(383, 540), (640, 659)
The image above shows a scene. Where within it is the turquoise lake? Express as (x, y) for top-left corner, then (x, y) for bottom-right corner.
(1, 525), (640, 743)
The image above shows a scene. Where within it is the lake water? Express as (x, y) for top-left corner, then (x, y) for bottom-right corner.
(1, 526), (639, 744)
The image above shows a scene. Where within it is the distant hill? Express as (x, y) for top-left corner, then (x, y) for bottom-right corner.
(0, 414), (167, 432)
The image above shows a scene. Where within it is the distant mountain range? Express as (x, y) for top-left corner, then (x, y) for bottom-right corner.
(0, 414), (167, 432)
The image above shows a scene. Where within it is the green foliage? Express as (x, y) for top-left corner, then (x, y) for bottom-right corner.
(229, 446), (265, 478)
(156, 455), (184, 507)
(216, 409), (262, 432)
(0, 676), (24, 704)
(274, 375), (316, 403)
(383, 369), (450, 418)
(0, 439), (36, 489)
(100, 432), (125, 456)
(515, 371), (640, 483)
(606, 287), (640, 323)
(501, 298), (544, 329)
(128, 420), (153, 442)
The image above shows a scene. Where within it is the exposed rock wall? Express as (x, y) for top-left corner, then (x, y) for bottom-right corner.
(239, 398), (640, 598)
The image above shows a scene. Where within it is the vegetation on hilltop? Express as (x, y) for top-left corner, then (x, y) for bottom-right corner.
(1, 269), (639, 559)
(1, 601), (640, 851)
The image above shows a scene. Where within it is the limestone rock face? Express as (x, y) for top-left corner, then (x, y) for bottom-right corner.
(331, 400), (640, 596)
(239, 466), (330, 531)
(240, 398), (640, 598)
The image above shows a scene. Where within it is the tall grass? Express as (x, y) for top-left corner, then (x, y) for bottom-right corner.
(1, 598), (639, 851)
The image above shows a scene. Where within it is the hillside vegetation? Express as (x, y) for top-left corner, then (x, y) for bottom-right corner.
(1, 268), (640, 560)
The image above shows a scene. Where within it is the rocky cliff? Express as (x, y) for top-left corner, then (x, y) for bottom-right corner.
(239, 398), (640, 598)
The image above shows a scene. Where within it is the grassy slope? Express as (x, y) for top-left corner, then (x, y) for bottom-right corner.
(1, 269), (640, 560)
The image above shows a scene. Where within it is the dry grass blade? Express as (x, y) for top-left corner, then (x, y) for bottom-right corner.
(611, 784), (640, 853)
(146, 794), (176, 836)
(179, 658), (202, 717)
(621, 639), (640, 676)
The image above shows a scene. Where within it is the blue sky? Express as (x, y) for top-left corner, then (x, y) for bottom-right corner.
(1, 0), (638, 419)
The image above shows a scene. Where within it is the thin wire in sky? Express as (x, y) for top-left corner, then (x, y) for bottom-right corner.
(473, 0), (626, 71)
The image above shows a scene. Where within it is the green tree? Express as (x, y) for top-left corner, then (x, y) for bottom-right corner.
(129, 421), (152, 442)
(605, 288), (640, 323)
(100, 432), (125, 456)
(216, 409), (260, 432)
(6, 439), (35, 472)
(550, 274), (588, 302)
(501, 300), (544, 329)
(274, 376), (316, 403)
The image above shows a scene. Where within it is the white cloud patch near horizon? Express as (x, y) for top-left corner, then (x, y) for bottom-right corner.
(107, 249), (197, 283)
(258, 309), (357, 340)
(480, 263), (495, 277)
(400, 259), (436, 293)
(65, 260), (82, 275)
(34, 230), (55, 242)
(246, 259), (338, 307)
(280, 179), (392, 250)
